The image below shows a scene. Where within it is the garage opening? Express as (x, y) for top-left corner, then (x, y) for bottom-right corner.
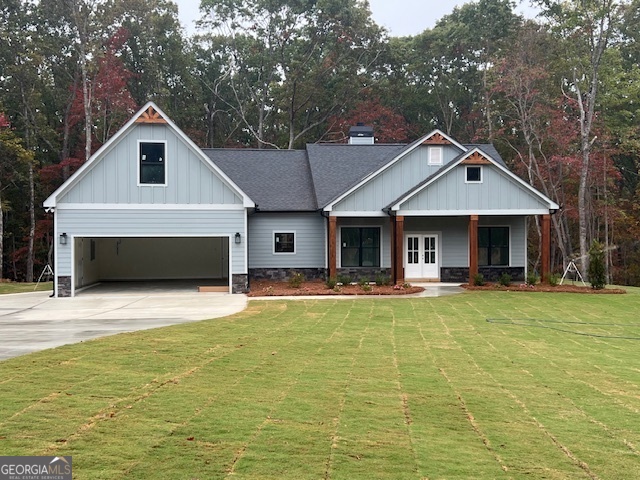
(73, 236), (230, 293)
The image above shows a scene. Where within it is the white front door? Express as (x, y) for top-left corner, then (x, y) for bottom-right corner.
(404, 234), (439, 279)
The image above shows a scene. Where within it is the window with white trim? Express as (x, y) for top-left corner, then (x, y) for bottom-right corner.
(274, 232), (295, 254)
(465, 165), (482, 183)
(429, 146), (443, 165)
(139, 142), (166, 185)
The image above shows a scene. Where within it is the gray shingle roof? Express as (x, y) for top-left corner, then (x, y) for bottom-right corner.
(306, 144), (407, 207)
(203, 149), (317, 211)
(203, 141), (506, 211)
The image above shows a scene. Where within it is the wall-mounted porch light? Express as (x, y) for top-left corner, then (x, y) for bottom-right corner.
(235, 232), (241, 244)
(59, 233), (68, 245)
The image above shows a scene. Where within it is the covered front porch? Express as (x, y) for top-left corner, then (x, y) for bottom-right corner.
(327, 214), (551, 285)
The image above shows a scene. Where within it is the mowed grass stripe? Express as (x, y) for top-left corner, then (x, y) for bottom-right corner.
(412, 301), (588, 479)
(395, 300), (511, 478)
(441, 293), (640, 478)
(61, 300), (353, 478)
(0, 291), (639, 479)
(327, 303), (418, 480)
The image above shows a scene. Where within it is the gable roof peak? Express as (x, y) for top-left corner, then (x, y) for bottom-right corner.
(419, 129), (467, 151)
(461, 149), (493, 165)
(135, 104), (167, 124)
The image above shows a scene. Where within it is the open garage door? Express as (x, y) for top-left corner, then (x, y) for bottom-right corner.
(73, 236), (230, 293)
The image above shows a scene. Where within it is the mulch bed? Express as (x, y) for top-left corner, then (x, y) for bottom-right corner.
(462, 283), (626, 294)
(247, 280), (424, 297)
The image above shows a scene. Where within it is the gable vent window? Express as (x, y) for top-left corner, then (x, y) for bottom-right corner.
(465, 165), (482, 183)
(139, 142), (166, 185)
(428, 146), (443, 165)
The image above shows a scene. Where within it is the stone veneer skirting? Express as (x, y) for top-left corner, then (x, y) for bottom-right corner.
(336, 268), (392, 282)
(57, 276), (72, 297)
(441, 267), (525, 283)
(249, 268), (327, 282)
(232, 274), (249, 294)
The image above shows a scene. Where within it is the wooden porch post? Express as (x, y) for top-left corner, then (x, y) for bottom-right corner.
(541, 214), (551, 283)
(395, 216), (404, 284)
(329, 216), (337, 279)
(469, 215), (479, 284)
(390, 216), (396, 283)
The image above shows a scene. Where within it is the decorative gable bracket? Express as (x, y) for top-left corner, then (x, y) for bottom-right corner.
(135, 106), (167, 124)
(422, 132), (452, 145)
(461, 151), (492, 165)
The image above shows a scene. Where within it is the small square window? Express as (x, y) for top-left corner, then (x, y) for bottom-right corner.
(466, 166), (482, 183)
(429, 146), (443, 165)
(274, 232), (295, 254)
(140, 142), (166, 185)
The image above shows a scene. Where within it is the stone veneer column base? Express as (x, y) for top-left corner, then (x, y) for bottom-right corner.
(57, 276), (72, 297)
(440, 267), (525, 283)
(232, 274), (249, 294)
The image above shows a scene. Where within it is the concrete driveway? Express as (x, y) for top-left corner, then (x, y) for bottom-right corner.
(0, 290), (247, 361)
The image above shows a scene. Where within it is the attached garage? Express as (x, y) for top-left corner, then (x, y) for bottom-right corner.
(73, 236), (230, 292)
(44, 102), (254, 297)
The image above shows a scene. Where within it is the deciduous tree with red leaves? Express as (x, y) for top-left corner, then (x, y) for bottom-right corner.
(68, 27), (138, 158)
(326, 96), (411, 144)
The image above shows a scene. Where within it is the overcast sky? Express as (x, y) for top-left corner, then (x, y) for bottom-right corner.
(175, 0), (540, 37)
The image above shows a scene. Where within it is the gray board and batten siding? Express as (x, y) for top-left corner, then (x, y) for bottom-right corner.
(331, 144), (463, 212)
(58, 124), (243, 206)
(398, 165), (552, 213)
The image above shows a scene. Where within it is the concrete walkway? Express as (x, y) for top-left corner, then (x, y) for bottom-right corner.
(0, 291), (247, 361)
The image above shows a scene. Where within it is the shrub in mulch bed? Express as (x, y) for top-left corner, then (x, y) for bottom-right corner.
(462, 283), (626, 294)
(247, 280), (424, 297)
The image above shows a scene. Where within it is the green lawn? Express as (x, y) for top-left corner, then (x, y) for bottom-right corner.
(0, 281), (53, 294)
(1, 290), (639, 479)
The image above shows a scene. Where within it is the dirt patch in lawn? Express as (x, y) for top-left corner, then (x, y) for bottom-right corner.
(247, 280), (424, 297)
(462, 283), (626, 294)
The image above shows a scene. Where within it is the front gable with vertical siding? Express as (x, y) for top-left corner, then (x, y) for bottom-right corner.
(390, 148), (559, 214)
(44, 102), (253, 210)
(326, 130), (467, 213)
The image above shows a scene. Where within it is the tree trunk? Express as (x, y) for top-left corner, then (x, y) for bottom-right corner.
(69, 0), (93, 162)
(578, 140), (590, 272)
(26, 163), (35, 282)
(80, 49), (92, 162)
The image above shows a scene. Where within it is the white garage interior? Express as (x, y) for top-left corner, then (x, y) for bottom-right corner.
(73, 236), (230, 292)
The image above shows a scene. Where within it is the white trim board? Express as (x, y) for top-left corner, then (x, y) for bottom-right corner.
(396, 209), (552, 216)
(55, 203), (245, 211)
